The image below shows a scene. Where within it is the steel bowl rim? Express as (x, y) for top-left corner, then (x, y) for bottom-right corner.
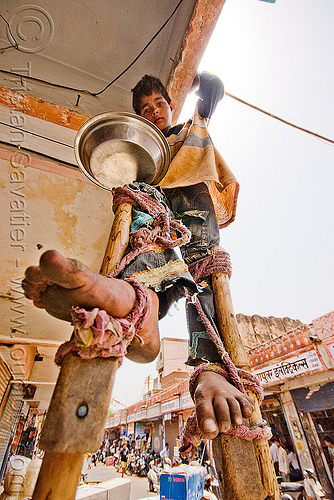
(74, 111), (170, 190)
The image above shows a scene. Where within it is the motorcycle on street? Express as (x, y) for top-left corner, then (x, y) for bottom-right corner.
(147, 457), (172, 493)
(127, 452), (137, 475)
(279, 468), (327, 500)
(203, 460), (221, 500)
(138, 454), (149, 476)
(147, 461), (162, 493)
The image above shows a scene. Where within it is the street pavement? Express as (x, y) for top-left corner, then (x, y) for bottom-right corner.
(83, 462), (158, 500)
(0, 461), (157, 499)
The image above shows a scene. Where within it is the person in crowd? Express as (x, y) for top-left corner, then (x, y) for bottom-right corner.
(86, 453), (92, 469)
(269, 436), (280, 475)
(160, 442), (170, 463)
(286, 443), (302, 481)
(120, 442), (129, 478)
(324, 435), (334, 480)
(277, 441), (290, 482)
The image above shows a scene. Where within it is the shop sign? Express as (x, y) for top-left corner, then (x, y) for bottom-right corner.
(180, 393), (193, 409)
(253, 349), (322, 385)
(135, 409), (146, 420)
(120, 416), (127, 425)
(161, 396), (179, 414)
(326, 342), (334, 362)
(127, 422), (134, 434)
(135, 422), (147, 434)
(113, 416), (120, 426)
(147, 403), (160, 418)
(127, 413), (136, 423)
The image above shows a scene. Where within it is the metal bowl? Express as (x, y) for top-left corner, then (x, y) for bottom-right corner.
(74, 112), (170, 190)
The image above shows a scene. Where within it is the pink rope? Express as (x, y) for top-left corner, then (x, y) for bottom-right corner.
(180, 291), (271, 454)
(54, 279), (151, 366)
(189, 292), (246, 394)
(188, 247), (233, 282)
(180, 361), (271, 455)
(109, 186), (191, 277)
(189, 363), (264, 404)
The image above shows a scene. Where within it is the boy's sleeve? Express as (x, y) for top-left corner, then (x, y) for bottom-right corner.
(195, 71), (225, 119)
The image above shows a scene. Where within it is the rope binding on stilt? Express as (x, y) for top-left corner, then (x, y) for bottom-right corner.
(180, 277), (272, 456)
(54, 279), (151, 366)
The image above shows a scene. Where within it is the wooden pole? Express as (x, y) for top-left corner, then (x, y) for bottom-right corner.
(211, 256), (280, 500)
(31, 453), (84, 500)
(32, 203), (132, 499)
(100, 202), (132, 276)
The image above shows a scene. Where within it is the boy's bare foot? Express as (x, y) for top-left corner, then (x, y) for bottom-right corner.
(193, 371), (255, 439)
(22, 250), (160, 362)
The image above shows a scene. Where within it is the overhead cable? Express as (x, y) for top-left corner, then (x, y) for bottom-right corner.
(226, 92), (334, 145)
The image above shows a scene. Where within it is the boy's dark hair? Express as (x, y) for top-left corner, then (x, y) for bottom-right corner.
(324, 435), (334, 445)
(131, 75), (171, 115)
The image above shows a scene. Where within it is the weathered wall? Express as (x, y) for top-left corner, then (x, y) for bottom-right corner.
(0, 145), (113, 344)
(236, 313), (302, 348)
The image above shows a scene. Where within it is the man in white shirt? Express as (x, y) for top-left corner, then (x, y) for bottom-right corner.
(269, 436), (280, 476)
(160, 443), (170, 463)
(287, 444), (302, 481)
(277, 443), (290, 482)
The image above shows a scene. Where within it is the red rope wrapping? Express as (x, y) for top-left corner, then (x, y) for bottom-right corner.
(109, 186), (191, 277)
(188, 247), (233, 282)
(180, 292), (272, 456)
(54, 279), (151, 366)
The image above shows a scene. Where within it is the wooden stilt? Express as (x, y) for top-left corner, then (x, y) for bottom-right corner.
(211, 261), (280, 500)
(32, 453), (85, 500)
(99, 202), (132, 276)
(32, 202), (133, 499)
(212, 434), (264, 499)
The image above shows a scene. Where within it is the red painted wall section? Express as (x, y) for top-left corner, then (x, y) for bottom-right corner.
(0, 86), (89, 130)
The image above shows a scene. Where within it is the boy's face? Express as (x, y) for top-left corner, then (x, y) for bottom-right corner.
(139, 91), (174, 136)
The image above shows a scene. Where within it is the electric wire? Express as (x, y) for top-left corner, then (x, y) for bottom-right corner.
(225, 91), (334, 145)
(117, 380), (148, 405)
(91, 0), (185, 97)
(1, 76), (332, 147)
(0, 0), (185, 96)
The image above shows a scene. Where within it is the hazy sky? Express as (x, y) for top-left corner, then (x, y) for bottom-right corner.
(112, 0), (334, 407)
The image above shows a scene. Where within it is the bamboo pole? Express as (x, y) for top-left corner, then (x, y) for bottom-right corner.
(32, 203), (132, 499)
(211, 256), (280, 500)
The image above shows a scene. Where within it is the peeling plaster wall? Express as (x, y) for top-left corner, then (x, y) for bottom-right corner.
(0, 147), (113, 343)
